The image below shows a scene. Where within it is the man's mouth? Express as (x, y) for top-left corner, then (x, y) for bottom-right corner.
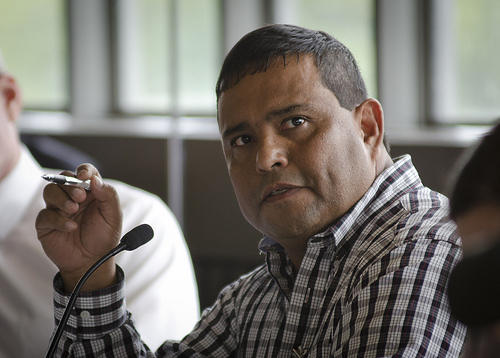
(263, 184), (302, 202)
(269, 188), (290, 196)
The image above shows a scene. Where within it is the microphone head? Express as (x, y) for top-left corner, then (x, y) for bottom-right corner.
(120, 224), (154, 251)
(448, 239), (500, 326)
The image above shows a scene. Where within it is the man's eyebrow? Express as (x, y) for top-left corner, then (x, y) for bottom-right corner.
(221, 104), (313, 140)
(269, 104), (303, 117)
(221, 122), (251, 141)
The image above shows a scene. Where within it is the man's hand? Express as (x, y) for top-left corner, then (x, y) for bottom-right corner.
(35, 164), (123, 293)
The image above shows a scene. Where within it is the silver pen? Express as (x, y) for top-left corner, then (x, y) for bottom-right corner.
(41, 174), (91, 190)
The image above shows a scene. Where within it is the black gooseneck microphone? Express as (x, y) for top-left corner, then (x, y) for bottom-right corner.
(45, 224), (154, 358)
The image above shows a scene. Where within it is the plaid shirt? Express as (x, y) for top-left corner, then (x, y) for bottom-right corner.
(52, 155), (466, 357)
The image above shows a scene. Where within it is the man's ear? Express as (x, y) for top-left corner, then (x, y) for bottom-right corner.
(0, 74), (23, 123)
(356, 98), (384, 153)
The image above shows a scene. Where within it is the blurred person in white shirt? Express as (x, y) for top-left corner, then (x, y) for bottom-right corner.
(0, 51), (199, 357)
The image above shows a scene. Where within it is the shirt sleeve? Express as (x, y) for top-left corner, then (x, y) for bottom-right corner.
(52, 266), (240, 357)
(52, 266), (155, 356)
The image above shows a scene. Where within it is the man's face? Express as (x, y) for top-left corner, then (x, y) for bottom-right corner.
(218, 55), (377, 246)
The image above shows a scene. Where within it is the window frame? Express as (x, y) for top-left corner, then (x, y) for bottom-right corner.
(17, 0), (492, 224)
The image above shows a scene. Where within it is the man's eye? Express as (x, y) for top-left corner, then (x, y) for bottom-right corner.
(283, 117), (306, 129)
(233, 135), (252, 147)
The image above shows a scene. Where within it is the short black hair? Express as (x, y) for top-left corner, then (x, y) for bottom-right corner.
(449, 121), (500, 220)
(216, 24), (368, 111)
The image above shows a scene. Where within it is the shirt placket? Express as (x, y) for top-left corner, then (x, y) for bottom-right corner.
(279, 245), (334, 357)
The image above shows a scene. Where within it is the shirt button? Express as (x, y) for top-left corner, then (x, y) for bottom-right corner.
(80, 310), (91, 319)
(333, 260), (339, 271)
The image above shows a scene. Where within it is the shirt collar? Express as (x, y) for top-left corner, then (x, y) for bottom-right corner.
(259, 155), (420, 253)
(0, 146), (45, 240)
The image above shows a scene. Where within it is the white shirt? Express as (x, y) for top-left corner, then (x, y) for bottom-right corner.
(0, 147), (200, 357)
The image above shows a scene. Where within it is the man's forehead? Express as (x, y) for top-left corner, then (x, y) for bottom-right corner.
(218, 54), (317, 97)
(217, 55), (318, 104)
(219, 53), (314, 92)
(217, 56), (327, 133)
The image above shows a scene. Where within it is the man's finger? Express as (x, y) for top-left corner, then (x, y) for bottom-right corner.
(35, 207), (78, 236)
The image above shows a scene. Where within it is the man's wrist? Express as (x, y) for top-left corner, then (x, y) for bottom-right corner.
(61, 259), (117, 293)
(54, 266), (127, 341)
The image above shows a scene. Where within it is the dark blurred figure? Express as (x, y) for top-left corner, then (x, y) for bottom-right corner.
(448, 121), (500, 357)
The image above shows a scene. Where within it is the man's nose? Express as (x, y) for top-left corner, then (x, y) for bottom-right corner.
(255, 137), (288, 174)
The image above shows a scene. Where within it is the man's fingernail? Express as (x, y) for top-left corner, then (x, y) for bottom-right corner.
(77, 169), (88, 177)
(65, 200), (77, 211)
(94, 176), (103, 188)
(72, 188), (85, 199)
(66, 221), (77, 231)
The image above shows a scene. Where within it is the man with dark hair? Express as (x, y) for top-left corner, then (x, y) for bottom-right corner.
(216, 24), (390, 151)
(447, 122), (500, 357)
(37, 24), (466, 357)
